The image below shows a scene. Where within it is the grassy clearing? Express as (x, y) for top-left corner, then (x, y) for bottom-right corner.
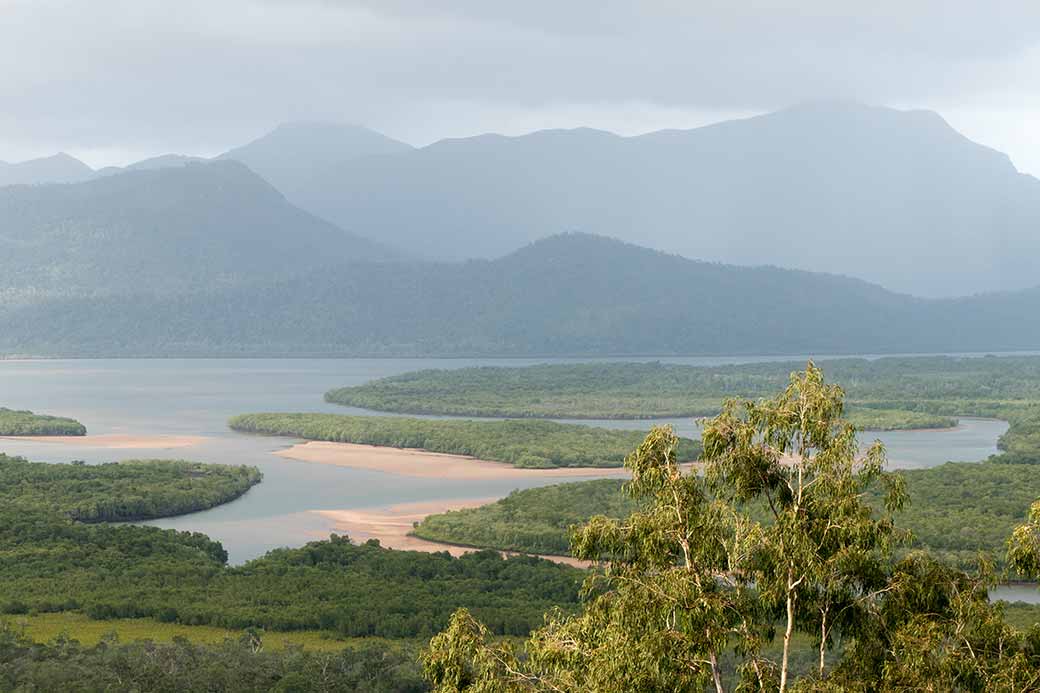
(0, 612), (400, 653)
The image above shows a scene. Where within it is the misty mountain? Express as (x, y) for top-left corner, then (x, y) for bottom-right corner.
(0, 160), (398, 296)
(218, 121), (413, 199)
(0, 153), (94, 187)
(280, 102), (1040, 297)
(4, 233), (1039, 358)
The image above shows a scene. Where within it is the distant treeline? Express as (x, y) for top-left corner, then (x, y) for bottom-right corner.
(415, 462), (1040, 571)
(0, 453), (583, 640)
(0, 407), (86, 436)
(229, 413), (700, 468)
(329, 356), (1040, 466)
(327, 356), (1040, 420)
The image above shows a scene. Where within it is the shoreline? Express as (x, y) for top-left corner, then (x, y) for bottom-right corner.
(315, 500), (592, 568)
(0, 434), (207, 449)
(275, 441), (636, 480)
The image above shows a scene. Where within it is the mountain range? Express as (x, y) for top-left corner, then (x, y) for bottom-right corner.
(0, 160), (397, 297)
(4, 103), (1039, 297)
(0, 153), (94, 187)
(3, 232), (1039, 357)
(271, 102), (1040, 297)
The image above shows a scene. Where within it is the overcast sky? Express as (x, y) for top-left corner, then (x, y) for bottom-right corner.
(2, 0), (1038, 173)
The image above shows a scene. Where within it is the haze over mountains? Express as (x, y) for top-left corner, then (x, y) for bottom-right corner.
(4, 102), (1040, 357)
(3, 233), (1040, 358)
(217, 121), (414, 199)
(0, 153), (94, 187)
(274, 102), (1040, 297)
(0, 160), (397, 297)
(5, 102), (1039, 298)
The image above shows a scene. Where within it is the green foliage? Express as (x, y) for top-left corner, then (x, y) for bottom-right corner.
(0, 407), (86, 435)
(0, 529), (583, 639)
(329, 356), (1040, 467)
(422, 364), (1040, 692)
(229, 413), (699, 468)
(6, 232), (1040, 358)
(0, 623), (427, 692)
(326, 356), (1039, 419)
(417, 463), (1040, 573)
(0, 453), (583, 641)
(414, 480), (633, 555)
(0, 454), (261, 522)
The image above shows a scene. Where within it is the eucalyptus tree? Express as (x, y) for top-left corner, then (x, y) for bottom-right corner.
(423, 363), (908, 691)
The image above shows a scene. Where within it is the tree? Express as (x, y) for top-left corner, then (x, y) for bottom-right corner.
(423, 363), (910, 691)
(424, 363), (1040, 691)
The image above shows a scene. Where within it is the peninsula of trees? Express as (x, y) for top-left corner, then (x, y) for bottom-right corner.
(229, 413), (700, 468)
(0, 407), (86, 436)
(327, 356), (1040, 423)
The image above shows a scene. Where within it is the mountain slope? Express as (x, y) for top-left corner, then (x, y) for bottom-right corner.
(218, 121), (414, 200)
(0, 160), (399, 296)
(3, 233), (1038, 357)
(282, 102), (1040, 297)
(0, 153), (94, 187)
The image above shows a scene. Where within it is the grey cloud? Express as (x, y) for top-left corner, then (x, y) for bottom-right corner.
(2, 0), (1039, 164)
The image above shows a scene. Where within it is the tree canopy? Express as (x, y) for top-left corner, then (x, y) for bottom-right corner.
(422, 363), (1040, 692)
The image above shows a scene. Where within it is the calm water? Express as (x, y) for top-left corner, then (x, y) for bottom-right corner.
(0, 358), (1010, 564)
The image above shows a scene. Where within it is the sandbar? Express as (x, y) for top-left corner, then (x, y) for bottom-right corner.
(276, 441), (634, 480)
(0, 434), (206, 449)
(316, 500), (591, 568)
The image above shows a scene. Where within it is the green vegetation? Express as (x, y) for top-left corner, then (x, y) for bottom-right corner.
(0, 454), (583, 641)
(8, 231), (1040, 359)
(414, 480), (632, 555)
(329, 356), (1040, 469)
(415, 464), (1040, 572)
(327, 356), (1040, 421)
(3, 612), (360, 652)
(0, 454), (261, 522)
(229, 413), (699, 468)
(0, 407), (86, 435)
(0, 622), (426, 692)
(424, 364), (1040, 692)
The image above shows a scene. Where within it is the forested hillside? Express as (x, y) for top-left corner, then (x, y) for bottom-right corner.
(0, 160), (397, 297)
(274, 102), (1040, 297)
(5, 233), (1040, 357)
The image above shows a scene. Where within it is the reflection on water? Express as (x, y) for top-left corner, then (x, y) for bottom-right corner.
(0, 358), (1012, 563)
(991, 585), (1040, 605)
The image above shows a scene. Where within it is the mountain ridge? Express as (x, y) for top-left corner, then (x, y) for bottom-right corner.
(282, 102), (1040, 297)
(3, 231), (1039, 357)
(0, 160), (400, 296)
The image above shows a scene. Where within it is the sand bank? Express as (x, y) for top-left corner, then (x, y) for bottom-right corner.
(316, 500), (591, 568)
(276, 441), (635, 480)
(0, 434), (206, 449)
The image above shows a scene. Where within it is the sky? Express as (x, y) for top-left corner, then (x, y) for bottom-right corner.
(2, 0), (1038, 173)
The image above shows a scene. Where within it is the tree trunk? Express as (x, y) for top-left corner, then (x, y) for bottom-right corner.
(709, 650), (725, 693)
(818, 607), (827, 678)
(779, 568), (796, 693)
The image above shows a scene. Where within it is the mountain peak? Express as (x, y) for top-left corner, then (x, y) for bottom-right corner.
(218, 121), (413, 196)
(0, 152), (94, 187)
